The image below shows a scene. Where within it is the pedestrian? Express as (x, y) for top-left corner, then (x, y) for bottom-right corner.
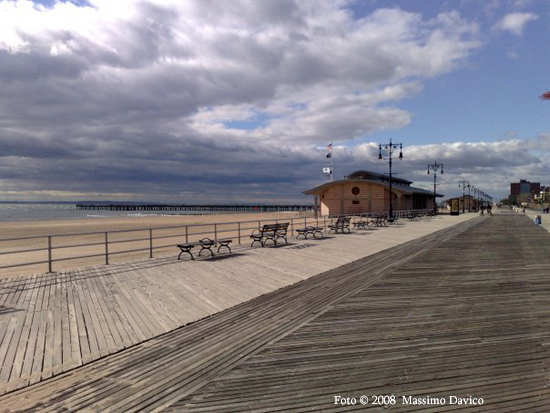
(487, 204), (492, 216)
(480, 205), (485, 216)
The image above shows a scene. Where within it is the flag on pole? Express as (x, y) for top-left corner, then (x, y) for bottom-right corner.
(540, 91), (550, 100)
(326, 142), (333, 158)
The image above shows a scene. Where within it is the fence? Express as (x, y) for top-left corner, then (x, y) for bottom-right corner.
(0, 209), (432, 275)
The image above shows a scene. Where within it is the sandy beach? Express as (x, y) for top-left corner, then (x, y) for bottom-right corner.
(0, 211), (309, 278)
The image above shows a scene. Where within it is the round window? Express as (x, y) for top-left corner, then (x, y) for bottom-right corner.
(351, 187), (360, 196)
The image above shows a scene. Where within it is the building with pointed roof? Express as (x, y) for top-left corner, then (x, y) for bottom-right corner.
(303, 170), (442, 216)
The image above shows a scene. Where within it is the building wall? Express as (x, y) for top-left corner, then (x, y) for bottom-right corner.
(510, 180), (541, 199)
(320, 182), (374, 216)
(444, 196), (479, 211)
(319, 181), (428, 216)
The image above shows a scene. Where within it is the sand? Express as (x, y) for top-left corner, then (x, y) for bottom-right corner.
(0, 211), (311, 278)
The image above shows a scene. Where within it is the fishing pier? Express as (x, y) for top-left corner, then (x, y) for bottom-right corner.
(76, 203), (314, 213)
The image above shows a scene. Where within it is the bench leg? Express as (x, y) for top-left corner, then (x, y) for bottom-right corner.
(178, 249), (194, 260)
(218, 244), (232, 253)
(199, 247), (214, 256)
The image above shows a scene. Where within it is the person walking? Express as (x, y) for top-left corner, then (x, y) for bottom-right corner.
(487, 204), (492, 216)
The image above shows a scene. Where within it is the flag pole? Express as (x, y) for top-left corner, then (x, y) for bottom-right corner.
(324, 142), (334, 181)
(330, 142), (333, 181)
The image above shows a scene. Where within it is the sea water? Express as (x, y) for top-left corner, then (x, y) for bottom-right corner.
(0, 203), (210, 222)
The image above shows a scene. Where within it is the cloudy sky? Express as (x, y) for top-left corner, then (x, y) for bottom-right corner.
(0, 0), (548, 204)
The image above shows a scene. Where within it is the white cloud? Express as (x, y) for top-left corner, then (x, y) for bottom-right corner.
(494, 12), (538, 35)
(0, 1), (485, 202)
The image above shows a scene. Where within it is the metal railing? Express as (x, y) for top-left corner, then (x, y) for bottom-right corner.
(0, 209), (433, 274)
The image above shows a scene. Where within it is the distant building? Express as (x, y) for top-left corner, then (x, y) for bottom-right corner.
(441, 195), (480, 212)
(510, 179), (540, 204)
(303, 170), (442, 216)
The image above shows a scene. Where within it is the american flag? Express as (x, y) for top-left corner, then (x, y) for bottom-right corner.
(540, 91), (550, 100)
(326, 142), (333, 158)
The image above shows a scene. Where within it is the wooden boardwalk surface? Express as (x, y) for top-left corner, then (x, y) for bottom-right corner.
(0, 213), (476, 396)
(5, 212), (550, 411)
(0, 213), (499, 412)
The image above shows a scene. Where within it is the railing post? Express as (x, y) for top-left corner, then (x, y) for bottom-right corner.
(105, 232), (109, 265)
(291, 218), (294, 236)
(185, 226), (189, 244)
(149, 229), (153, 258)
(47, 236), (52, 273)
(238, 222), (241, 244)
(214, 224), (218, 244)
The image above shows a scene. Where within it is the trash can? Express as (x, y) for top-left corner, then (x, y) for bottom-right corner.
(535, 215), (542, 225)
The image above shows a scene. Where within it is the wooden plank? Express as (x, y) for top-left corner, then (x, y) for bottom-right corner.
(29, 273), (52, 385)
(41, 273), (56, 380)
(18, 272), (48, 388)
(72, 269), (101, 363)
(8, 273), (40, 384)
(66, 270), (84, 370)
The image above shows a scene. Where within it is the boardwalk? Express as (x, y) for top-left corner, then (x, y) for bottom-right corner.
(2, 212), (549, 411)
(0, 213), (476, 395)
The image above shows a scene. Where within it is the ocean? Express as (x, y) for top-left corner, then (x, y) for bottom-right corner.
(0, 203), (210, 222)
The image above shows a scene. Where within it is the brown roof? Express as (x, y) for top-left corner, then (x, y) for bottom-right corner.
(303, 179), (443, 197)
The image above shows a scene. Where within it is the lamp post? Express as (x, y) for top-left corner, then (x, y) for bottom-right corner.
(427, 162), (444, 214)
(458, 179), (469, 213)
(378, 139), (403, 221)
(467, 182), (471, 212)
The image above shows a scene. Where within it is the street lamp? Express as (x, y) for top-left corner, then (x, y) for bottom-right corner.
(427, 162), (444, 214)
(378, 139), (403, 221)
(468, 181), (474, 212)
(458, 179), (469, 213)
